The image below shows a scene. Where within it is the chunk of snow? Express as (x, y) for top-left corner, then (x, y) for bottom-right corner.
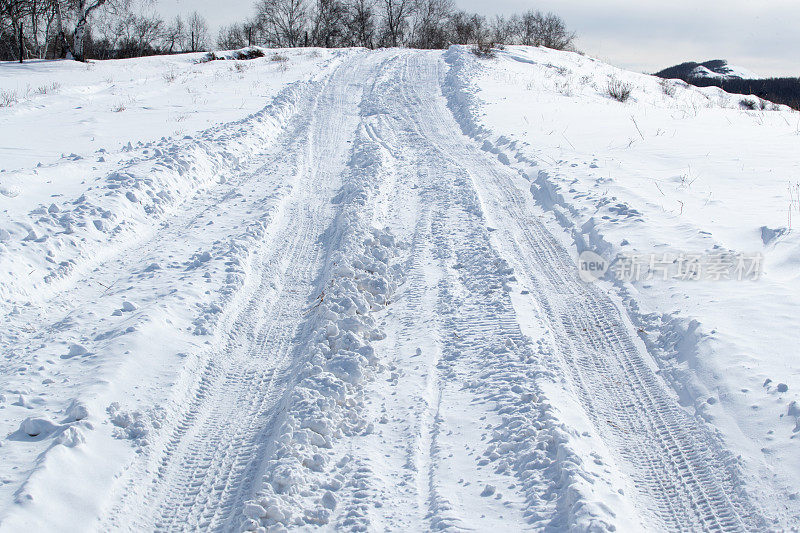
(20, 417), (59, 437)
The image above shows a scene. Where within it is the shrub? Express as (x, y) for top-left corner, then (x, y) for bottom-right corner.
(607, 77), (633, 102)
(198, 48), (266, 63)
(0, 90), (18, 107)
(659, 78), (676, 97)
(471, 42), (496, 59)
(556, 79), (573, 97)
(237, 48), (265, 60)
(34, 82), (61, 95)
(739, 98), (757, 110)
(163, 68), (178, 83)
(233, 62), (249, 73)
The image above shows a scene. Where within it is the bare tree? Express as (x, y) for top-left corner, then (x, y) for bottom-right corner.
(82, 0), (163, 58)
(537, 12), (574, 50)
(1, 0), (32, 61)
(242, 19), (258, 46)
(344, 0), (375, 48)
(119, 10), (163, 56)
(15, 0), (59, 59)
(311, 0), (346, 47)
(488, 14), (514, 45)
(46, 0), (151, 61)
(517, 10), (536, 46)
(378, 0), (412, 47)
(518, 10), (574, 50)
(448, 10), (485, 45)
(254, 0), (306, 47)
(68, 0), (113, 61)
(51, 0), (71, 58)
(411, 0), (451, 49)
(217, 21), (258, 50)
(163, 14), (184, 53)
(186, 10), (208, 52)
(217, 24), (241, 50)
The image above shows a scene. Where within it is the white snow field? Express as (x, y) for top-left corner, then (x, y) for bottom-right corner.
(0, 45), (798, 531)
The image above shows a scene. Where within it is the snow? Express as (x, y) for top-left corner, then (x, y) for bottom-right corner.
(447, 44), (800, 525)
(691, 63), (763, 80)
(1, 44), (799, 531)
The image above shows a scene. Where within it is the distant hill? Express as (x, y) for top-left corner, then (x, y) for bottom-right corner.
(656, 60), (800, 110)
(655, 59), (762, 81)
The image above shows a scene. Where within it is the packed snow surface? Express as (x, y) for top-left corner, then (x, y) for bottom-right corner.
(0, 45), (798, 531)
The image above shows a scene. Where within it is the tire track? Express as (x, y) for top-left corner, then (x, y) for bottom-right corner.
(433, 51), (767, 530)
(337, 51), (563, 530)
(98, 53), (391, 532)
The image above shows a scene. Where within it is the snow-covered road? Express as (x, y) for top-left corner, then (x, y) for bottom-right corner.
(1, 47), (795, 531)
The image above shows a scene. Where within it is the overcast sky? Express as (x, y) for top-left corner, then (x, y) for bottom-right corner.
(156, 0), (800, 76)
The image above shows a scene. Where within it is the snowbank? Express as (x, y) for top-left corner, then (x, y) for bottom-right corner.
(443, 44), (800, 524)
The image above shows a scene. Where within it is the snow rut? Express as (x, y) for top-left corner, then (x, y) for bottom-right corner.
(384, 52), (608, 530)
(439, 48), (767, 530)
(289, 51), (612, 531)
(238, 61), (406, 531)
(99, 53), (398, 531)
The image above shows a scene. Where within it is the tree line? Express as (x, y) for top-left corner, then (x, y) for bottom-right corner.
(1, 0), (213, 61)
(1, 0), (576, 63)
(686, 77), (800, 111)
(222, 0), (575, 52)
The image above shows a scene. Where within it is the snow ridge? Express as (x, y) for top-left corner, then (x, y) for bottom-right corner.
(241, 110), (402, 531)
(0, 58), (342, 308)
(440, 45), (620, 530)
